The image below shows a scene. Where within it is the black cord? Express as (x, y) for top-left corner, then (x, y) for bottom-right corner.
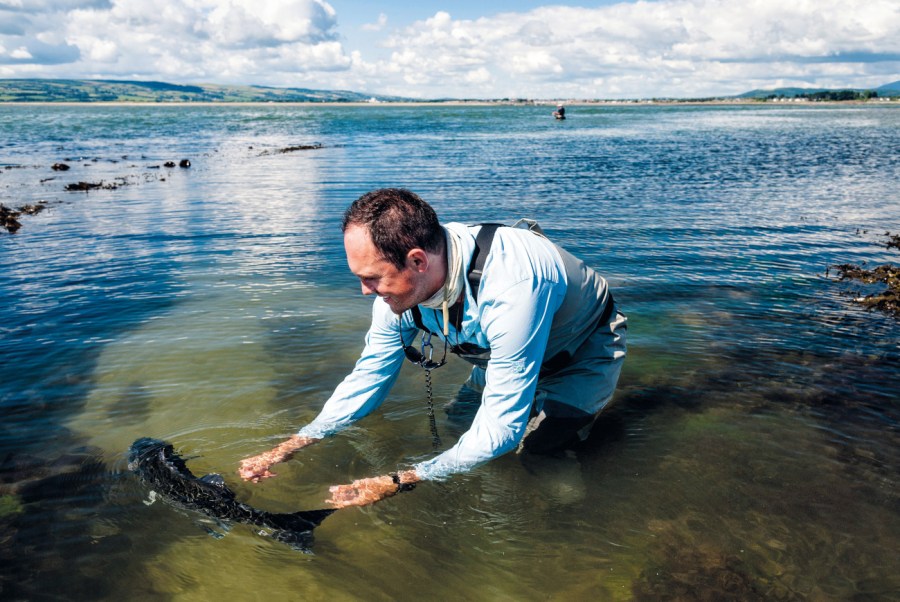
(424, 368), (441, 450)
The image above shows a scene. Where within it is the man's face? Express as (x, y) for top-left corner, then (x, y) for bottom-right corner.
(344, 224), (427, 315)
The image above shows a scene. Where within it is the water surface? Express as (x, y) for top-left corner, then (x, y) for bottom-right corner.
(1, 103), (898, 599)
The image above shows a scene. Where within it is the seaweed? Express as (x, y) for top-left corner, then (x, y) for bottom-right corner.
(1, 202), (47, 233)
(258, 144), (323, 156)
(64, 181), (115, 191)
(831, 232), (900, 317)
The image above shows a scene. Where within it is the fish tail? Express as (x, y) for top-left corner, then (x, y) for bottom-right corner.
(267, 508), (334, 532)
(290, 508), (335, 527)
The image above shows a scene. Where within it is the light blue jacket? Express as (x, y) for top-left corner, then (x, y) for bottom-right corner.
(298, 222), (611, 479)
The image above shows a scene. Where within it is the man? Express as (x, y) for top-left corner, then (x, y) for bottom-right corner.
(239, 188), (626, 508)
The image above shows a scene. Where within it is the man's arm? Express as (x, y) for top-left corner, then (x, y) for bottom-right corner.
(238, 434), (319, 482)
(320, 277), (561, 503)
(325, 469), (420, 508)
(414, 276), (563, 480)
(239, 298), (412, 482)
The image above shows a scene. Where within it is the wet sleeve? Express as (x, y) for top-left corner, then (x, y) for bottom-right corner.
(298, 299), (413, 439)
(413, 277), (562, 480)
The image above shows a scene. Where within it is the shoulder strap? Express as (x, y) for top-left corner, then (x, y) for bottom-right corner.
(468, 223), (502, 304)
(410, 223), (502, 333)
(410, 305), (429, 333)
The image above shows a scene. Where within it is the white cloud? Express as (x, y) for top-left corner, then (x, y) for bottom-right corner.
(364, 0), (900, 97)
(465, 66), (491, 85)
(362, 12), (387, 32)
(0, 0), (898, 97)
(1, 0), (348, 83)
(9, 45), (30, 58)
(198, 0), (338, 47)
(1, 0), (111, 11)
(508, 50), (563, 76)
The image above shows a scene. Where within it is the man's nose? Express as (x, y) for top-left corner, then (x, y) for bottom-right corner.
(360, 281), (376, 296)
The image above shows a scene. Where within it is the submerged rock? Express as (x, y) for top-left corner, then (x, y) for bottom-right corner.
(51, 163), (70, 171)
(0, 494), (24, 518)
(633, 522), (769, 601)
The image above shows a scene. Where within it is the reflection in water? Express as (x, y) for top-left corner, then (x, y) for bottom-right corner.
(1, 104), (898, 600)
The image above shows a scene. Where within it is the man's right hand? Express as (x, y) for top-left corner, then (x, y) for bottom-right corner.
(238, 434), (318, 483)
(238, 454), (279, 482)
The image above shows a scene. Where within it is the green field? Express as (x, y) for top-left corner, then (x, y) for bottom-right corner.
(0, 79), (409, 103)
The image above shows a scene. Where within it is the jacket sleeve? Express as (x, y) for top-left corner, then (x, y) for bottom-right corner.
(297, 299), (411, 439)
(413, 276), (563, 480)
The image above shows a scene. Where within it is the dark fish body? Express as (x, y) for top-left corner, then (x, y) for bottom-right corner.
(128, 437), (333, 551)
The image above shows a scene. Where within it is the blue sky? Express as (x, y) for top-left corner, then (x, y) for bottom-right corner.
(1, 0), (898, 99)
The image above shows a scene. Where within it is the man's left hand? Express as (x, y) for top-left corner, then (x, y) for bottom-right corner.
(326, 470), (419, 508)
(327, 475), (398, 508)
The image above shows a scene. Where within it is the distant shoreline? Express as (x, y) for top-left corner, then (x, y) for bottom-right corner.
(2, 99), (898, 107)
(4, 78), (897, 105)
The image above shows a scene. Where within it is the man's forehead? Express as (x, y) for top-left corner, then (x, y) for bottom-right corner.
(345, 227), (392, 272)
(344, 225), (377, 253)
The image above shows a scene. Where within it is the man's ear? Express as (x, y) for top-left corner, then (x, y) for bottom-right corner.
(407, 248), (429, 272)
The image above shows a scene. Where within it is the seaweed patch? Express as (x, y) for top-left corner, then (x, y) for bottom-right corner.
(258, 143), (323, 156)
(1, 202), (47, 233)
(830, 232), (900, 317)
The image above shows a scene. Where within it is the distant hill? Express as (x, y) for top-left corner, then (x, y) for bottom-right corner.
(3, 77), (898, 104)
(0, 79), (411, 103)
(736, 87), (829, 99)
(737, 80), (900, 100)
(876, 80), (900, 95)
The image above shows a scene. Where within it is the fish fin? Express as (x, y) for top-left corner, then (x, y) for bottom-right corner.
(199, 473), (227, 487)
(200, 524), (227, 540)
(266, 508), (335, 533)
(290, 508), (336, 527)
(197, 517), (231, 539)
(271, 529), (316, 553)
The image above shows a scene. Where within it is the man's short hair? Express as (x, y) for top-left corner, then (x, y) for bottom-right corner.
(342, 188), (444, 269)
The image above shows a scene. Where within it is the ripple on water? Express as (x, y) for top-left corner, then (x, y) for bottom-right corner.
(1, 103), (899, 600)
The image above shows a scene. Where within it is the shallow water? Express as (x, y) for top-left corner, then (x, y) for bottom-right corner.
(1, 103), (899, 599)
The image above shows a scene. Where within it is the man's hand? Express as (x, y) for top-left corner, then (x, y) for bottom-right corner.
(238, 454), (279, 482)
(238, 434), (318, 483)
(326, 470), (420, 508)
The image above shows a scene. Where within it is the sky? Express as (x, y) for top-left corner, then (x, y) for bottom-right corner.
(1, 0), (898, 99)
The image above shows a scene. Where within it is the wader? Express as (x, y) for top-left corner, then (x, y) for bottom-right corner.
(411, 222), (627, 455)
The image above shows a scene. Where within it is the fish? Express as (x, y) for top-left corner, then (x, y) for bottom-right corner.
(128, 437), (334, 552)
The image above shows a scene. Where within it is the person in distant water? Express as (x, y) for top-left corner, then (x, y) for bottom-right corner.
(553, 104), (566, 119)
(239, 189), (626, 507)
